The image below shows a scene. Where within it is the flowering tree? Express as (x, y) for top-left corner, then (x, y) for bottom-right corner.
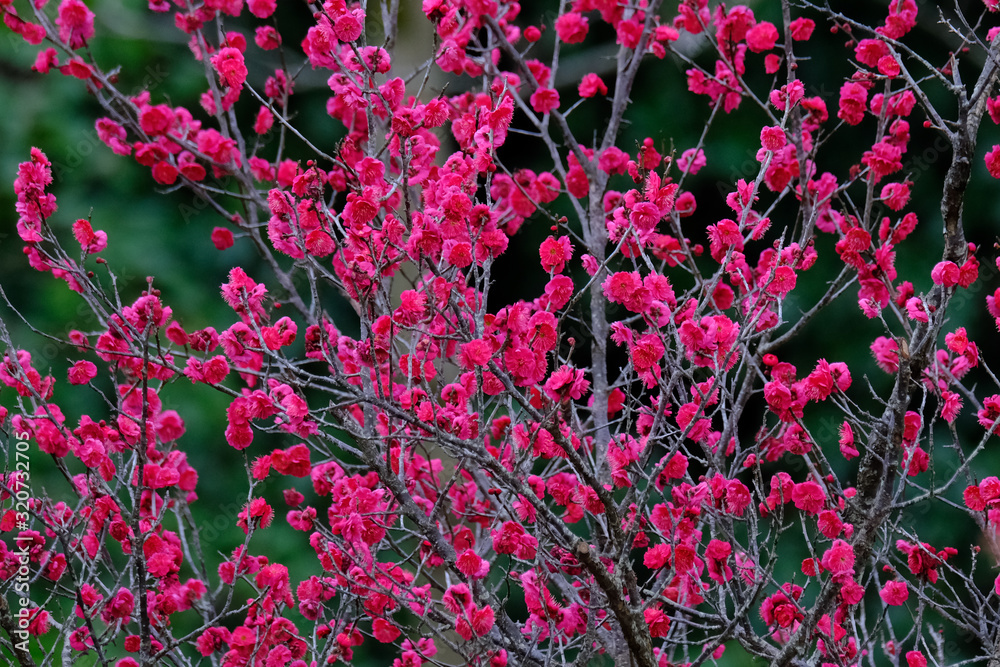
(6, 0), (1000, 665)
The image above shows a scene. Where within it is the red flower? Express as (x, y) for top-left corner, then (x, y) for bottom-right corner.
(67, 360), (97, 385)
(839, 422), (860, 459)
(838, 82), (867, 125)
(790, 18), (815, 40)
(238, 497), (274, 533)
(760, 125), (786, 151)
(211, 47), (247, 89)
(539, 235), (573, 274)
(862, 140), (903, 181)
(986, 145), (1000, 178)
(578, 73), (607, 98)
(530, 88), (560, 114)
(372, 618), (401, 643)
(765, 265), (797, 296)
(543, 365), (589, 402)
(247, 0), (276, 18)
(644, 543), (672, 569)
(855, 38), (889, 68)
(792, 480), (826, 515)
(978, 394), (1000, 433)
(746, 21), (778, 52)
(896, 540), (956, 583)
(271, 443), (311, 477)
(57, 0), (95, 49)
(333, 11), (364, 42)
(456, 549), (490, 579)
(880, 580), (909, 606)
(644, 607), (671, 637)
(555, 12), (588, 44)
(821, 539), (856, 578)
(101, 588), (135, 623)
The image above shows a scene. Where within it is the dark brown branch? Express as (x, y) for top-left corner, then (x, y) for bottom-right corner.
(0, 596), (36, 667)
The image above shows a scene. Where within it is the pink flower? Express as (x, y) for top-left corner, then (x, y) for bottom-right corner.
(880, 181), (911, 210)
(271, 443), (311, 477)
(940, 390), (962, 423)
(578, 73), (607, 98)
(102, 588), (135, 622)
(878, 55), (900, 77)
(334, 11), (365, 42)
(678, 148), (707, 174)
(856, 39), (889, 68)
(456, 549), (490, 579)
(372, 618), (401, 643)
(765, 265), (797, 296)
(839, 422), (860, 459)
(491, 521), (538, 560)
(151, 161), (178, 185)
(555, 12), (588, 44)
(644, 543), (672, 569)
(603, 271), (643, 305)
(644, 607), (671, 637)
(879, 0), (918, 39)
(871, 336), (900, 373)
(986, 145), (1000, 178)
(880, 580), (909, 605)
(143, 534), (181, 577)
(790, 18), (815, 40)
(539, 235), (573, 274)
(838, 82), (867, 125)
(840, 579), (865, 605)
(820, 539), (856, 577)
(211, 47), (247, 89)
(196, 627), (231, 656)
(599, 146), (629, 174)
(221, 267), (268, 323)
(211, 227), (234, 250)
(72, 219), (108, 254)
(202, 356), (230, 384)
(543, 365), (589, 402)
(544, 275), (574, 309)
(57, 0), (96, 49)
(862, 140), (903, 181)
(746, 21), (778, 52)
(255, 25), (281, 49)
(817, 510), (844, 539)
(530, 88), (560, 114)
(238, 497), (274, 533)
(33, 48), (59, 74)
(792, 480), (826, 515)
(469, 605), (495, 637)
(459, 339), (493, 369)
(770, 80), (805, 111)
(978, 394), (1000, 433)
(931, 260), (960, 286)
(905, 297), (928, 323)
(253, 106), (273, 134)
(247, 0), (276, 18)
(67, 360), (97, 385)
(760, 125), (786, 151)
